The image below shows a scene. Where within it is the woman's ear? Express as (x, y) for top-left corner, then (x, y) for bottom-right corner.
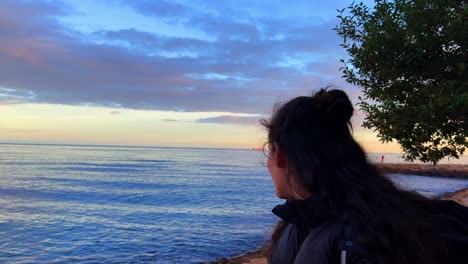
(274, 143), (286, 168)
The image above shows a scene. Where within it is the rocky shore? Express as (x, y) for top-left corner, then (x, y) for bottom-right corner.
(438, 187), (468, 205)
(376, 163), (467, 178)
(201, 160), (468, 264)
(200, 249), (266, 264)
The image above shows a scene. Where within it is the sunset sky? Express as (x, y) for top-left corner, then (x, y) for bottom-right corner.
(0, 0), (401, 152)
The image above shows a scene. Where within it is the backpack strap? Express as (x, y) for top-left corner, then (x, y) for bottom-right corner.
(339, 224), (373, 263)
(340, 250), (347, 264)
(340, 223), (353, 264)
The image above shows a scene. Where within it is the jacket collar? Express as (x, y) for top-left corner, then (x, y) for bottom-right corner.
(272, 195), (336, 228)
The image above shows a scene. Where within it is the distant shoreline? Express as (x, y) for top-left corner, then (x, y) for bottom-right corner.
(376, 163), (468, 178)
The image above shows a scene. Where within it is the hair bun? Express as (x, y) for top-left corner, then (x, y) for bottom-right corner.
(314, 89), (354, 123)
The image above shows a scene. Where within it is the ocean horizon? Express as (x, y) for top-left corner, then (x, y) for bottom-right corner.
(1, 142), (467, 164)
(1, 143), (467, 263)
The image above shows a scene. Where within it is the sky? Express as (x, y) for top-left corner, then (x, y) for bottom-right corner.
(0, 0), (401, 152)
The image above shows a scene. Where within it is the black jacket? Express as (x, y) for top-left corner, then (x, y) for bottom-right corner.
(270, 197), (372, 264)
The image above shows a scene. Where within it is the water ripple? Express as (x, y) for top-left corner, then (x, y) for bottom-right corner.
(0, 144), (466, 263)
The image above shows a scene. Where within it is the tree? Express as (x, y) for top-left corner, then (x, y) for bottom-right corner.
(335, 0), (467, 165)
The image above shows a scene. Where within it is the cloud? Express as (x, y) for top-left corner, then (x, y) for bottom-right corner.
(195, 115), (262, 126)
(92, 29), (210, 54)
(0, 0), (355, 115)
(0, 88), (36, 104)
(116, 0), (189, 17)
(109, 110), (121, 115)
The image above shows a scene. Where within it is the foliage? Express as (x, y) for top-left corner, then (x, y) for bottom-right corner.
(335, 0), (467, 165)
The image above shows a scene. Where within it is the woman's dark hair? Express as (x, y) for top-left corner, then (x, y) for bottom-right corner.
(261, 88), (452, 264)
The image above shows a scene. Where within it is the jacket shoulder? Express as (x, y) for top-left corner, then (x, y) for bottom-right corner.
(270, 223), (306, 264)
(294, 220), (343, 263)
(294, 220), (373, 264)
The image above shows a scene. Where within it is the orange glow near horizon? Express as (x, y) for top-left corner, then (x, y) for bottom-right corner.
(0, 103), (265, 149)
(1, 103), (401, 153)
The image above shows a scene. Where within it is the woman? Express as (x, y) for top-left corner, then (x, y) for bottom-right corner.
(261, 89), (467, 264)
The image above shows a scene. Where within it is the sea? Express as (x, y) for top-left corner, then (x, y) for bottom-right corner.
(0, 143), (467, 264)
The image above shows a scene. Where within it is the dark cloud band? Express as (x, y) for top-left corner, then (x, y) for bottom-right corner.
(0, 0), (352, 118)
